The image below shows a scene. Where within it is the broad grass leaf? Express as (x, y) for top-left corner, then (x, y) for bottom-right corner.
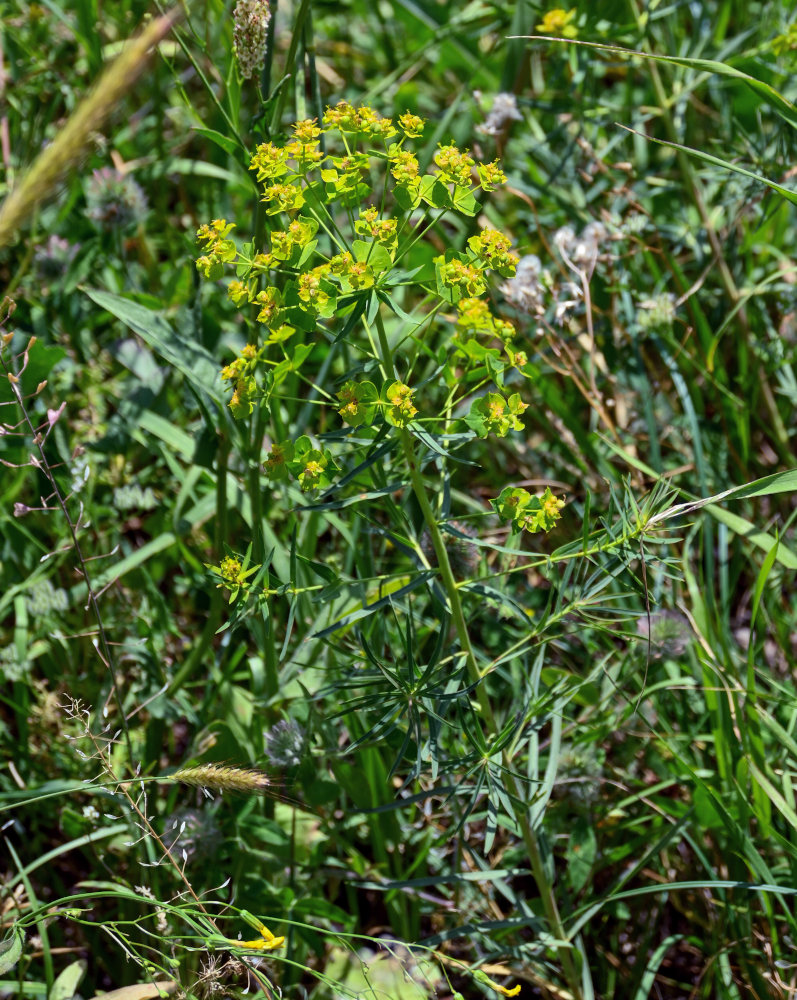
(83, 289), (226, 405)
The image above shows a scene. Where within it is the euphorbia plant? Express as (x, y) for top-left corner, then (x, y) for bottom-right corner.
(196, 101), (584, 997)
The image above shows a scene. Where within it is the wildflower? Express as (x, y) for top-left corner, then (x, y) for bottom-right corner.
(232, 0), (271, 80)
(478, 92), (523, 136)
(437, 256), (487, 297)
(285, 139), (323, 170)
(473, 970), (521, 997)
(477, 159), (507, 191)
(398, 112), (425, 137)
(536, 7), (578, 37)
(385, 381), (418, 426)
(390, 149), (420, 186)
(264, 442), (291, 479)
(355, 208), (398, 247)
(219, 556), (246, 588)
(227, 280), (249, 305)
(467, 392), (527, 438)
(86, 167), (147, 230)
(235, 918), (284, 952)
(249, 141), (288, 181)
(457, 296), (494, 333)
(229, 379), (255, 418)
(261, 182), (304, 214)
(336, 379), (378, 426)
(434, 144), (475, 187)
(323, 101), (395, 138)
(467, 228), (518, 274)
(346, 261), (374, 289)
(492, 485), (564, 534)
(195, 219), (237, 278)
(322, 100), (360, 131)
(292, 118), (322, 142)
(265, 719), (305, 767)
(82, 804), (100, 821)
(297, 269), (331, 311)
(254, 287), (282, 324)
(221, 358), (245, 382)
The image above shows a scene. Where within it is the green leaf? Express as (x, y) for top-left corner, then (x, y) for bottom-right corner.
(352, 239), (393, 274)
(0, 928), (23, 975)
(192, 126), (247, 162)
(50, 960), (87, 1000)
(531, 38), (797, 132)
(83, 290), (225, 405)
(618, 125), (797, 207)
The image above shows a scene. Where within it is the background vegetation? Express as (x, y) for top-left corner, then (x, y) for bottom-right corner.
(1, 1), (796, 998)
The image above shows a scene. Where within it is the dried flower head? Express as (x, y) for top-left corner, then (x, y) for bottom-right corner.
(265, 719), (305, 768)
(478, 92), (523, 136)
(34, 235), (79, 282)
(501, 254), (547, 316)
(163, 806), (222, 862)
(233, 0), (272, 80)
(86, 167), (148, 230)
(636, 609), (692, 658)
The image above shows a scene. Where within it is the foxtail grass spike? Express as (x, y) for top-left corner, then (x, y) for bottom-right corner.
(170, 764), (271, 793)
(0, 7), (183, 248)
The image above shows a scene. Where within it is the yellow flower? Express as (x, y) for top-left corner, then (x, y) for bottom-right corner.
(536, 8), (578, 37)
(473, 970), (521, 997)
(234, 918), (285, 951)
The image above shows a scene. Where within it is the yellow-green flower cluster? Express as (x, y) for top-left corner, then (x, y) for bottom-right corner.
(196, 219), (237, 279)
(385, 381), (418, 426)
(194, 102), (519, 442)
(322, 101), (399, 139)
(468, 228), (518, 275)
(220, 341), (262, 418)
(263, 436), (338, 492)
(492, 485), (565, 534)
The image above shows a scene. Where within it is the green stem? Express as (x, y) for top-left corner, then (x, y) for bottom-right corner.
(166, 430), (229, 695)
(271, 0), (313, 132)
(399, 428), (584, 999)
